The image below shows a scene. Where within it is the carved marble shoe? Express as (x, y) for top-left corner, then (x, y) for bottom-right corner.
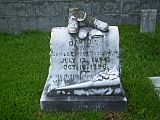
(84, 15), (109, 32)
(93, 18), (109, 32)
(67, 16), (78, 33)
(68, 8), (109, 32)
(78, 27), (89, 39)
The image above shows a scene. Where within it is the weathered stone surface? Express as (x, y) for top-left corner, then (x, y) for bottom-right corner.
(0, 17), (9, 32)
(8, 17), (22, 33)
(19, 17), (30, 31)
(5, 2), (26, 16)
(35, 1), (48, 16)
(151, 0), (160, 13)
(75, 1), (92, 15)
(101, 0), (122, 14)
(141, 0), (151, 9)
(27, 17), (37, 30)
(140, 9), (157, 33)
(128, 14), (140, 24)
(40, 26), (127, 111)
(48, 27), (120, 95)
(122, 0), (141, 14)
(121, 14), (140, 25)
(90, 2), (100, 18)
(157, 14), (160, 23)
(148, 77), (160, 88)
(0, 0), (160, 32)
(46, 1), (63, 17)
(0, 4), (6, 16)
(103, 14), (121, 25)
(25, 2), (36, 17)
(148, 77), (160, 96)
(121, 15), (128, 24)
(19, 17), (37, 31)
(37, 16), (51, 30)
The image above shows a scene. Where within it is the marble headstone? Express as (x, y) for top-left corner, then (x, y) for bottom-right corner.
(140, 9), (157, 33)
(40, 26), (127, 112)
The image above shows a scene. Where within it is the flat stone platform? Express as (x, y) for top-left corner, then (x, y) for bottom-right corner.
(40, 83), (127, 112)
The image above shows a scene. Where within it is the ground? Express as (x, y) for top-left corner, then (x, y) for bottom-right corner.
(0, 25), (160, 120)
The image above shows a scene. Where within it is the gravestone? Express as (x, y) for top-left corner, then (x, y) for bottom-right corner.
(148, 77), (160, 96)
(140, 9), (157, 33)
(40, 26), (127, 112)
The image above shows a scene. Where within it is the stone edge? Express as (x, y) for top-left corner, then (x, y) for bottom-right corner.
(40, 76), (127, 112)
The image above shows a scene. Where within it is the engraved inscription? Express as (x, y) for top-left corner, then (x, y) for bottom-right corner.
(48, 27), (119, 89)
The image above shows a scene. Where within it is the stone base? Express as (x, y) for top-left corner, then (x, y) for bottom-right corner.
(40, 80), (127, 112)
(40, 96), (127, 112)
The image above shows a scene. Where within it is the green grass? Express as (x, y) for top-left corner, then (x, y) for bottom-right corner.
(0, 26), (160, 120)
(119, 25), (160, 120)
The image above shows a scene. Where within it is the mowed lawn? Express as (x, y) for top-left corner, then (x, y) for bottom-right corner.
(0, 25), (160, 120)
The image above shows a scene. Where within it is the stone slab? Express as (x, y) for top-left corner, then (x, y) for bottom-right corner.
(40, 26), (127, 112)
(40, 77), (127, 112)
(0, 1), (160, 32)
(148, 76), (160, 96)
(148, 76), (160, 88)
(140, 9), (157, 33)
(40, 83), (127, 112)
(47, 26), (121, 96)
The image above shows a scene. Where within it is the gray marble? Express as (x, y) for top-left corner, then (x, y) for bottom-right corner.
(40, 26), (127, 111)
(47, 26), (121, 96)
(148, 76), (160, 96)
(140, 9), (157, 33)
(40, 92), (127, 112)
(148, 77), (160, 88)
